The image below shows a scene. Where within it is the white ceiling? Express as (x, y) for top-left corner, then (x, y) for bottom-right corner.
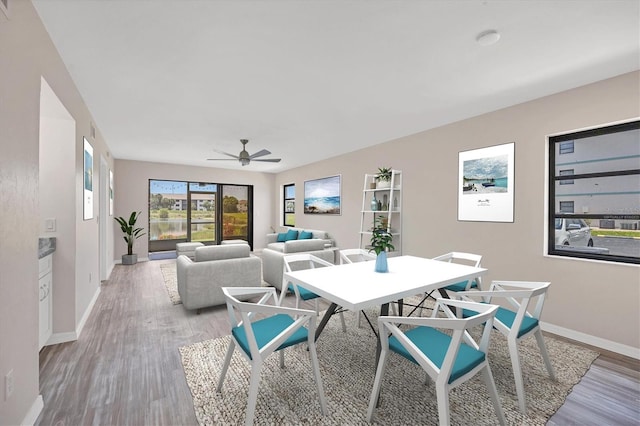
(32, 0), (640, 173)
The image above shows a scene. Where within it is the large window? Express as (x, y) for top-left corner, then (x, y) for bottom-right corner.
(149, 179), (253, 251)
(283, 184), (295, 226)
(548, 120), (640, 264)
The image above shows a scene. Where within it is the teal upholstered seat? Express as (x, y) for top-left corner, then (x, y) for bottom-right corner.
(217, 287), (327, 426)
(232, 314), (308, 360)
(456, 280), (556, 414)
(389, 326), (485, 384)
(367, 298), (506, 426)
(445, 278), (479, 292)
(287, 283), (318, 301)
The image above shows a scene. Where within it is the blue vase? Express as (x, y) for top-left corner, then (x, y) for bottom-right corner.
(375, 251), (388, 273)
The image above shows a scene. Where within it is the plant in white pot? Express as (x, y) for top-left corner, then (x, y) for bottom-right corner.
(375, 167), (393, 189)
(369, 215), (395, 273)
(115, 211), (145, 265)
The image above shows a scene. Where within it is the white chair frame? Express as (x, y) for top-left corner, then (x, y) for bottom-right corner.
(416, 251), (483, 316)
(367, 298), (506, 426)
(458, 280), (556, 413)
(217, 287), (327, 426)
(279, 253), (346, 332)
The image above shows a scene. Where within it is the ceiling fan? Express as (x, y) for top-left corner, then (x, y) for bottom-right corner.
(207, 139), (281, 166)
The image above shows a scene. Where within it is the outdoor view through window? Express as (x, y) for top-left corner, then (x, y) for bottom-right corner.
(149, 179), (252, 251)
(549, 120), (640, 264)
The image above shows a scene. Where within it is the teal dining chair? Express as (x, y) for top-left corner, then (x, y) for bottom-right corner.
(216, 287), (327, 426)
(367, 298), (506, 426)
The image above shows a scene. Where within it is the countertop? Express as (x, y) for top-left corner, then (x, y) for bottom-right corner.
(38, 237), (56, 259)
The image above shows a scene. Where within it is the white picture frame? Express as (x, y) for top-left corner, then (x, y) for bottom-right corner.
(83, 137), (94, 220)
(458, 142), (515, 222)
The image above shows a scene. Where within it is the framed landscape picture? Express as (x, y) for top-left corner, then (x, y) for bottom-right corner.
(458, 142), (514, 222)
(304, 175), (341, 215)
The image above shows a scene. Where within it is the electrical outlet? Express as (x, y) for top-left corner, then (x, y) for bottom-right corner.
(5, 369), (14, 400)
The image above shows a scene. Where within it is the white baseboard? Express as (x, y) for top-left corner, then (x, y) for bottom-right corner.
(541, 321), (640, 360)
(21, 394), (43, 426)
(46, 286), (101, 346)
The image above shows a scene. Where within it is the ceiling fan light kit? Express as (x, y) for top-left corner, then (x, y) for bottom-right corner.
(207, 139), (281, 166)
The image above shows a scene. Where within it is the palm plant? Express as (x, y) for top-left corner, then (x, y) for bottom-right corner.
(114, 211), (145, 255)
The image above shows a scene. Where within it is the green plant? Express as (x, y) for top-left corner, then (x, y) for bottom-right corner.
(369, 216), (395, 255)
(376, 167), (392, 182)
(115, 211), (146, 255)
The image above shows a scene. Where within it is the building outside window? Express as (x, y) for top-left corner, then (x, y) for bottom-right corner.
(284, 184), (295, 226)
(548, 120), (640, 264)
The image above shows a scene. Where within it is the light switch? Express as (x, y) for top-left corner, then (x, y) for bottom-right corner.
(45, 218), (56, 232)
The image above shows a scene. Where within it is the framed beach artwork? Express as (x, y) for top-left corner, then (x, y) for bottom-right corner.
(304, 175), (341, 215)
(83, 137), (94, 220)
(458, 142), (515, 222)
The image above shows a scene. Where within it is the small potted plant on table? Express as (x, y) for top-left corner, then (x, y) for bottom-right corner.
(115, 211), (145, 265)
(375, 167), (393, 189)
(369, 215), (395, 273)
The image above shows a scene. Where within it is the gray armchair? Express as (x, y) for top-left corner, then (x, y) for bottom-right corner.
(176, 244), (262, 311)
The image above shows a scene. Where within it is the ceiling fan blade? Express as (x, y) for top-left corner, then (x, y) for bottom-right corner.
(254, 158), (281, 163)
(249, 149), (271, 159)
(206, 158), (238, 161)
(212, 149), (239, 159)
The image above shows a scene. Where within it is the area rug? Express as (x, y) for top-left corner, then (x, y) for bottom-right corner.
(179, 307), (599, 425)
(159, 262), (181, 305)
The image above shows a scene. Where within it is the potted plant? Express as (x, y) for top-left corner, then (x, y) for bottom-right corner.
(369, 215), (395, 273)
(375, 167), (393, 189)
(115, 211), (145, 265)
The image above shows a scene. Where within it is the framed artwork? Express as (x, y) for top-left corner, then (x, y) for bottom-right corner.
(458, 142), (514, 222)
(83, 137), (94, 220)
(304, 175), (341, 215)
(109, 169), (114, 216)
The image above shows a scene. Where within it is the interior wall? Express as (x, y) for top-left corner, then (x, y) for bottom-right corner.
(0, 2), (114, 423)
(274, 71), (640, 354)
(113, 160), (276, 260)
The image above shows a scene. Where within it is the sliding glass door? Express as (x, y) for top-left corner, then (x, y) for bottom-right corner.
(149, 179), (253, 252)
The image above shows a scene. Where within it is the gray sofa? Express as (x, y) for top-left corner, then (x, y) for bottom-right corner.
(262, 228), (335, 290)
(176, 243), (261, 311)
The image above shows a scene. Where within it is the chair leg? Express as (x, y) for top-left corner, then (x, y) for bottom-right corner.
(435, 382), (450, 426)
(307, 339), (328, 415)
(366, 349), (389, 422)
(279, 349), (285, 369)
(216, 340), (236, 392)
(339, 310), (346, 332)
(314, 298), (318, 315)
(481, 365), (506, 425)
(508, 338), (527, 413)
(357, 310), (363, 328)
(534, 330), (556, 380)
(244, 363), (262, 426)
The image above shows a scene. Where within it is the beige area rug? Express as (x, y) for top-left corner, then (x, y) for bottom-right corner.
(179, 304), (599, 425)
(160, 262), (181, 305)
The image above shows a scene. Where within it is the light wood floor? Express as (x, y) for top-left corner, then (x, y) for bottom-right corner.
(36, 259), (640, 425)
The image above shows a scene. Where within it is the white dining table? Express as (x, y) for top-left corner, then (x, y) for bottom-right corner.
(283, 254), (488, 340)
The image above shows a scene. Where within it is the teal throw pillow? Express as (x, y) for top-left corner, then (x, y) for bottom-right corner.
(285, 229), (299, 241)
(276, 232), (288, 242)
(298, 230), (313, 240)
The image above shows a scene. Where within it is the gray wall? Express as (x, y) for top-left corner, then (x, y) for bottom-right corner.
(274, 71), (640, 355)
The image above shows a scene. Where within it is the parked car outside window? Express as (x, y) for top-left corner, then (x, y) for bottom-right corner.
(554, 218), (594, 247)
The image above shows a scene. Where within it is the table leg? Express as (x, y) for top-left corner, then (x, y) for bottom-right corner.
(314, 302), (338, 341)
(375, 302), (390, 407)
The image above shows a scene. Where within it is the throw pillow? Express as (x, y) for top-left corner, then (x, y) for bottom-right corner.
(285, 229), (299, 241)
(298, 230), (313, 240)
(276, 232), (288, 242)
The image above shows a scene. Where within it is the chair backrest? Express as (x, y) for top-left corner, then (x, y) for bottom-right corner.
(432, 251), (483, 290)
(339, 248), (376, 264)
(379, 298), (498, 384)
(283, 253), (333, 273)
(460, 280), (551, 339)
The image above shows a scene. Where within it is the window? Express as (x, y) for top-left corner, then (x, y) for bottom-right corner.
(559, 169), (574, 185)
(548, 120), (640, 264)
(559, 141), (574, 154)
(149, 179), (253, 251)
(283, 184), (295, 226)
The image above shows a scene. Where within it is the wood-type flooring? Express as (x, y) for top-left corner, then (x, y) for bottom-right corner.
(36, 259), (639, 425)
